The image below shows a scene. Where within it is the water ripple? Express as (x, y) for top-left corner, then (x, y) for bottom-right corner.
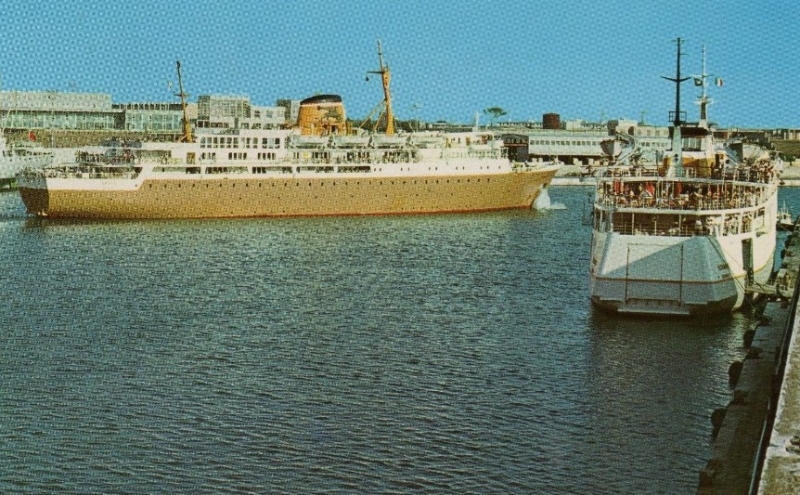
(3, 188), (797, 493)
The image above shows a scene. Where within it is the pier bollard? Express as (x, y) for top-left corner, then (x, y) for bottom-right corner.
(699, 459), (723, 489)
(746, 346), (762, 360)
(711, 408), (726, 439)
(728, 361), (743, 387)
(732, 389), (749, 405)
(743, 330), (755, 349)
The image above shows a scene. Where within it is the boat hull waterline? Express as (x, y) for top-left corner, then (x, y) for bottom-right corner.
(589, 224), (776, 316)
(19, 167), (557, 219)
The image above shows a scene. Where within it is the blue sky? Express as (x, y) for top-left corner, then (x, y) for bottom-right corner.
(1, 0), (797, 129)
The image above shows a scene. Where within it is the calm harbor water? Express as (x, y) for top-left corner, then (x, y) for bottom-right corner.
(2, 185), (799, 494)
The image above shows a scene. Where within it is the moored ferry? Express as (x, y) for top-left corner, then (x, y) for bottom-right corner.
(588, 40), (780, 316)
(16, 46), (557, 219)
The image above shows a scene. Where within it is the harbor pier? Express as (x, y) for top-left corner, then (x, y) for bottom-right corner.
(697, 218), (800, 494)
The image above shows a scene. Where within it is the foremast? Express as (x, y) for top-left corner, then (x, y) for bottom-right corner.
(367, 40), (395, 136)
(662, 37), (690, 177)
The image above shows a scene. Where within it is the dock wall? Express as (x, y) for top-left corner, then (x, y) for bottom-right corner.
(696, 225), (800, 494)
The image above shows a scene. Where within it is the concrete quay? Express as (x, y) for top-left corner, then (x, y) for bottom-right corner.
(757, 257), (800, 493)
(694, 220), (800, 494)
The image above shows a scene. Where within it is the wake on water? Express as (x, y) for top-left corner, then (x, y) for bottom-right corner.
(533, 188), (566, 210)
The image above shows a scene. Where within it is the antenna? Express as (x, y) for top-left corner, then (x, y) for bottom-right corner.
(695, 45), (715, 125)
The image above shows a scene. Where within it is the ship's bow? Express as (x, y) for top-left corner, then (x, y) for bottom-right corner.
(16, 170), (50, 216)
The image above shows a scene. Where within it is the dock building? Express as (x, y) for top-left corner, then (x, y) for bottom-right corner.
(196, 94), (286, 130)
(500, 113), (672, 165)
(0, 90), (292, 136)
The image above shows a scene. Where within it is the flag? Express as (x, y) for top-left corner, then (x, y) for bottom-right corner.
(715, 77), (724, 87)
(167, 80), (173, 90)
(693, 77), (703, 86)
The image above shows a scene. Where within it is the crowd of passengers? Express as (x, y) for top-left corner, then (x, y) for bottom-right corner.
(599, 160), (777, 210)
(617, 212), (756, 237)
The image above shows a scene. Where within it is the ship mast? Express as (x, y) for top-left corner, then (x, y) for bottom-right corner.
(367, 40), (395, 136)
(697, 45), (710, 127)
(662, 37), (689, 176)
(175, 60), (193, 143)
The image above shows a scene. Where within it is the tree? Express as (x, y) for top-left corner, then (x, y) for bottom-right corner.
(483, 107), (507, 127)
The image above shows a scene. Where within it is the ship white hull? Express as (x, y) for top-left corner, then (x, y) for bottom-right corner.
(589, 227), (775, 316)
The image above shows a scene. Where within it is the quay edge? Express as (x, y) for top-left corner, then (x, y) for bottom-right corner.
(696, 218), (800, 494)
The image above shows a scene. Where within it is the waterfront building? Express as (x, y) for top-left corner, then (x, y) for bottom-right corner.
(0, 91), (120, 131)
(196, 95), (286, 130)
(276, 99), (301, 128)
(116, 102), (191, 133)
(0, 90), (289, 136)
(499, 114), (671, 165)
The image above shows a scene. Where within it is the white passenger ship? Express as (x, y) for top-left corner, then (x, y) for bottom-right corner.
(588, 40), (780, 316)
(16, 46), (557, 219)
(0, 132), (52, 188)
